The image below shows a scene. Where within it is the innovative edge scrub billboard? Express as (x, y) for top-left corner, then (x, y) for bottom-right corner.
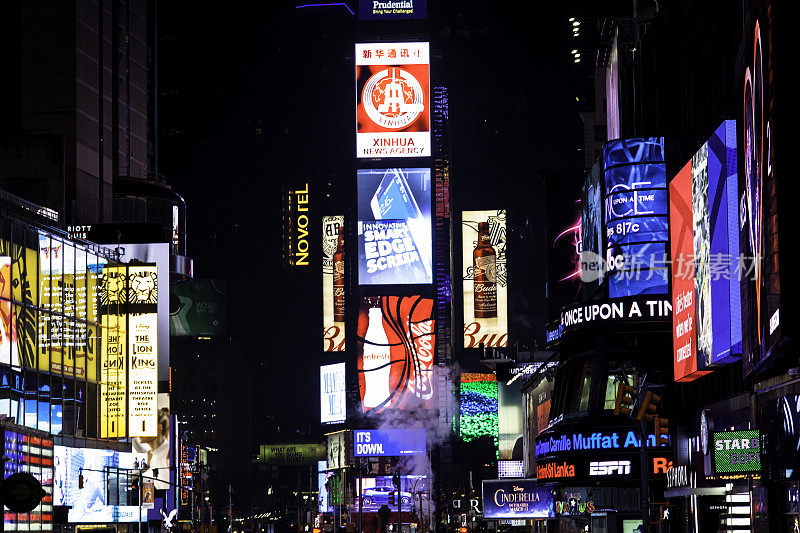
(356, 42), (430, 158)
(462, 210), (507, 348)
(322, 216), (345, 351)
(357, 296), (434, 413)
(357, 168), (432, 285)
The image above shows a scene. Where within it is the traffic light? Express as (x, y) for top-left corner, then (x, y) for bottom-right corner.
(636, 391), (661, 421)
(78, 469), (84, 489)
(392, 471), (401, 489)
(614, 384), (636, 416)
(389, 491), (396, 506)
(654, 416), (670, 446)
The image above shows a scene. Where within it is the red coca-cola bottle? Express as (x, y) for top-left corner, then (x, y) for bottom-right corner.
(473, 222), (497, 318)
(333, 230), (345, 322)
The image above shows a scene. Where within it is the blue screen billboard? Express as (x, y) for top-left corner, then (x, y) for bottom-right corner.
(482, 479), (554, 519)
(603, 137), (669, 297)
(357, 168), (432, 285)
(354, 429), (426, 457)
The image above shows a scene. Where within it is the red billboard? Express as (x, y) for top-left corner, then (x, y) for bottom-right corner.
(357, 295), (435, 413)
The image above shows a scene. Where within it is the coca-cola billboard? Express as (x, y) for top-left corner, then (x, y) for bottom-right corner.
(357, 296), (435, 413)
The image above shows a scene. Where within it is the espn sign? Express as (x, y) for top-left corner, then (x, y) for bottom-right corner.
(589, 460), (632, 476)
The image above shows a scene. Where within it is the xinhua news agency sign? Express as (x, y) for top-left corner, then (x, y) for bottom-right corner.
(353, 429), (426, 457)
(714, 430), (760, 474)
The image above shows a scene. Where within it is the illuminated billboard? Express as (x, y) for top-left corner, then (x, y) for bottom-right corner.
(357, 169), (432, 285)
(356, 42), (430, 158)
(54, 445), (148, 523)
(321, 363), (346, 424)
(739, 10), (780, 376)
(603, 137), (669, 297)
(580, 161), (604, 287)
(353, 475), (429, 512)
(353, 429), (426, 456)
(322, 216), (345, 351)
(670, 121), (741, 381)
(462, 211), (507, 348)
(357, 296), (434, 413)
(459, 373), (498, 447)
(132, 393), (171, 490)
(713, 430), (760, 474)
(358, 0), (427, 20)
(101, 265), (127, 438)
(482, 479), (554, 519)
(170, 280), (228, 338)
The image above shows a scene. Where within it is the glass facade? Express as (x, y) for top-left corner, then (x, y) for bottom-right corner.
(1, 219), (120, 439)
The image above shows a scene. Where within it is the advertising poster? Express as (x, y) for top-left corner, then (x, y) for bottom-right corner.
(359, 0), (427, 20)
(100, 264), (127, 438)
(357, 296), (435, 413)
(356, 42), (430, 158)
(133, 393), (171, 489)
(255, 443), (327, 465)
(0, 255), (14, 366)
(54, 445), (148, 523)
(482, 479), (554, 519)
(603, 137), (669, 297)
(462, 210), (507, 348)
(670, 162), (702, 382)
(357, 169), (432, 285)
(170, 279), (228, 338)
(739, 9), (780, 376)
(320, 363), (347, 424)
(713, 430), (760, 473)
(0, 240), (37, 370)
(128, 311), (158, 437)
(671, 121), (741, 382)
(104, 243), (170, 382)
(580, 161), (604, 288)
(353, 475), (429, 512)
(322, 216), (345, 351)
(460, 373), (498, 445)
(353, 429), (427, 457)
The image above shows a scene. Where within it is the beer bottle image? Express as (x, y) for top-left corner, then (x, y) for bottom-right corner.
(333, 230), (345, 322)
(362, 305), (392, 410)
(473, 221), (497, 318)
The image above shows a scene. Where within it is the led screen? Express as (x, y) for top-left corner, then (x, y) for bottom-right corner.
(356, 42), (430, 158)
(460, 373), (498, 448)
(357, 169), (432, 285)
(321, 363), (346, 424)
(169, 279), (228, 338)
(462, 211), (508, 348)
(54, 445), (148, 523)
(580, 161), (604, 287)
(713, 430), (760, 473)
(353, 475), (429, 512)
(322, 216), (345, 351)
(482, 479), (554, 519)
(739, 13), (779, 376)
(603, 137), (669, 297)
(671, 121), (741, 381)
(354, 429), (426, 457)
(357, 296), (434, 413)
(359, 0), (427, 20)
(132, 393), (170, 490)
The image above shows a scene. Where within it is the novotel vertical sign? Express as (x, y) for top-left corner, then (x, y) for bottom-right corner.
(353, 429), (426, 457)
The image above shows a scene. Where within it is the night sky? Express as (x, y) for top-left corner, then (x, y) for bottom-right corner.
(157, 1), (589, 430)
